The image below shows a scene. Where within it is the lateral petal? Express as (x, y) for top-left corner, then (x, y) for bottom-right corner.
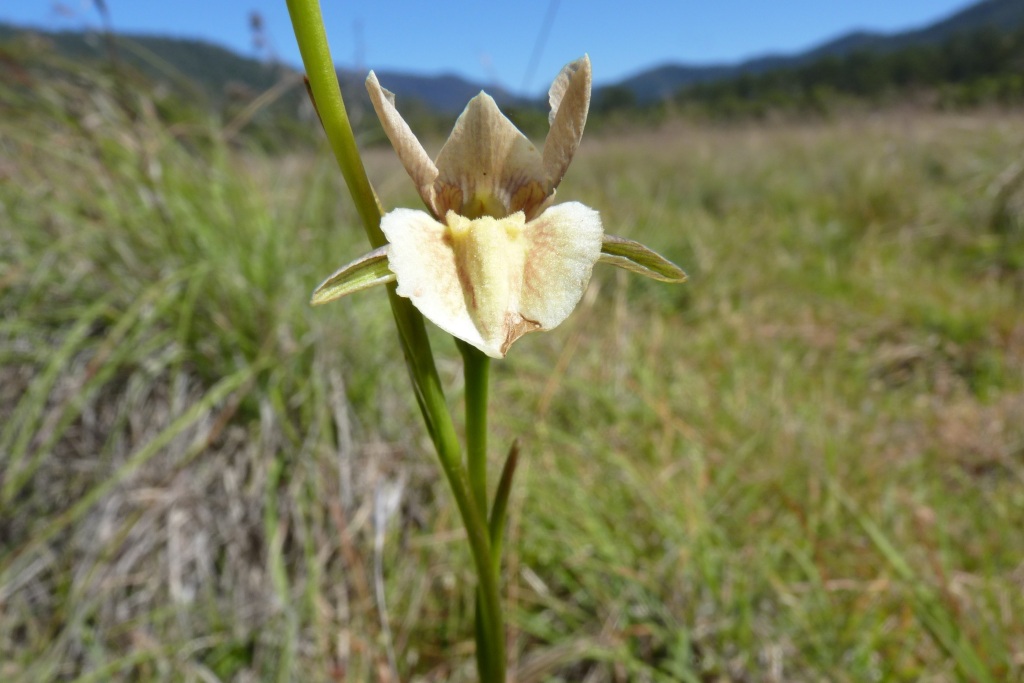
(433, 93), (547, 219)
(515, 202), (603, 349)
(366, 72), (440, 215)
(382, 205), (605, 358)
(380, 208), (497, 356)
(543, 56), (591, 191)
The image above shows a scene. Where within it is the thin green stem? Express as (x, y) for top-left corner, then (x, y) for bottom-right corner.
(406, 305), (505, 678)
(459, 340), (491, 515)
(285, 0), (447, 449)
(422, 374), (505, 682)
(459, 340), (498, 679)
(285, 3), (505, 679)
(284, 0), (383, 246)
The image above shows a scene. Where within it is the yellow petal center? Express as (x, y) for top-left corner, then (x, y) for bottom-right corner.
(446, 211), (527, 343)
(460, 191), (508, 220)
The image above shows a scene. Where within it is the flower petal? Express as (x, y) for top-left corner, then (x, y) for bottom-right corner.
(382, 205), (604, 358)
(448, 211), (530, 355)
(543, 56), (591, 191)
(516, 202), (603, 343)
(381, 208), (499, 356)
(599, 235), (688, 282)
(311, 245), (395, 305)
(433, 93), (547, 220)
(366, 72), (440, 215)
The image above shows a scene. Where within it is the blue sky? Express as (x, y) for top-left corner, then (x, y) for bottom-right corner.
(3, 1), (974, 94)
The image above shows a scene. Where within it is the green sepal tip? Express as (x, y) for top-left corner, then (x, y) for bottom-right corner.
(599, 234), (688, 283)
(310, 245), (395, 305)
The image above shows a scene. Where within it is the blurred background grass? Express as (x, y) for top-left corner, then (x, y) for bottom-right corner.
(1, 39), (1023, 683)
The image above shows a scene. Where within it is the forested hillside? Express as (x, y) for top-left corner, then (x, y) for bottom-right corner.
(671, 24), (1024, 118)
(4, 0), (1024, 139)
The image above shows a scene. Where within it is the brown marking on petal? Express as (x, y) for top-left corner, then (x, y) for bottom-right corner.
(435, 182), (463, 217)
(500, 313), (542, 356)
(435, 93), (549, 220)
(521, 225), (556, 300)
(456, 256), (477, 311)
(509, 180), (549, 220)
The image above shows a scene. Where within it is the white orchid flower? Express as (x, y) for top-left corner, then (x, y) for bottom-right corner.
(312, 56), (686, 358)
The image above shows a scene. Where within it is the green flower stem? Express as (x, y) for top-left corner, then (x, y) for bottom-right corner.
(458, 340), (491, 515)
(458, 340), (500, 680)
(285, 3), (505, 679)
(285, 0), (383, 247)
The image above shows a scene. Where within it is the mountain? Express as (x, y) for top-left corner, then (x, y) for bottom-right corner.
(0, 23), (283, 98)
(0, 21), (527, 115)
(3, 0), (1023, 112)
(621, 0), (1024, 102)
(810, 0), (1024, 57)
(344, 70), (527, 113)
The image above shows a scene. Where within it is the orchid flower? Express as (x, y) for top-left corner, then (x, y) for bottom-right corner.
(312, 56), (685, 358)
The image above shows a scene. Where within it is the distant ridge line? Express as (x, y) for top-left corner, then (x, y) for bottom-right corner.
(1, 0), (1021, 110)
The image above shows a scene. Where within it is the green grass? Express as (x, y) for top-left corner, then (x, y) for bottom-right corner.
(2, 56), (1023, 682)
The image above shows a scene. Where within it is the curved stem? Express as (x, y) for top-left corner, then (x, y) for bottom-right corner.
(422, 373), (506, 682)
(284, 0), (383, 246)
(286, 3), (505, 679)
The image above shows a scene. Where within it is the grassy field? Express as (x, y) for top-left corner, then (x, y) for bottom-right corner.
(2, 58), (1023, 682)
